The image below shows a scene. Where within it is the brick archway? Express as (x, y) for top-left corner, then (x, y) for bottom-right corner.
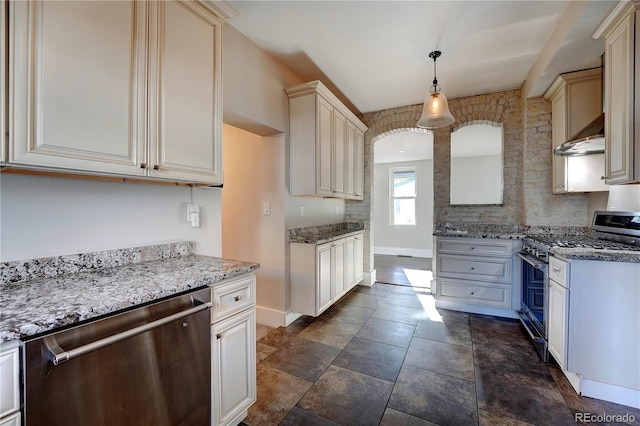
(345, 90), (523, 282)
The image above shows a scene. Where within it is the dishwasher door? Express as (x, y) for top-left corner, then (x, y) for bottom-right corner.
(24, 287), (211, 426)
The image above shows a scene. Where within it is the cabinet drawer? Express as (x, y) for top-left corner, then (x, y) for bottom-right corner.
(211, 275), (256, 323)
(0, 346), (20, 419)
(549, 257), (569, 288)
(438, 278), (511, 308)
(437, 254), (512, 283)
(437, 238), (513, 257)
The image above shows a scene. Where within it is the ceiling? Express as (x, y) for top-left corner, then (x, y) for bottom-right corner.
(226, 0), (617, 115)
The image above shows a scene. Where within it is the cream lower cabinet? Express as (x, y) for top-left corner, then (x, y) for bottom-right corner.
(8, 0), (223, 184)
(435, 237), (519, 314)
(211, 274), (257, 426)
(547, 256), (640, 408)
(291, 231), (363, 316)
(0, 344), (20, 425)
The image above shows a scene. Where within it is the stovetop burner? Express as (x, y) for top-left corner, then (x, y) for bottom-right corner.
(526, 235), (640, 251)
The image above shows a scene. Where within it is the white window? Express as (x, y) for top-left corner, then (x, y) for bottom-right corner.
(390, 167), (416, 226)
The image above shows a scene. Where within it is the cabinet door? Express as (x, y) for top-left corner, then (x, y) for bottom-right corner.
(354, 129), (365, 199)
(0, 346), (19, 419)
(344, 236), (355, 291)
(148, 0), (222, 184)
(345, 122), (357, 198)
(548, 279), (569, 370)
(212, 309), (256, 426)
(10, 1), (147, 175)
(1, 0), (6, 165)
(604, 11), (635, 184)
(332, 239), (346, 300)
(333, 110), (346, 196)
(354, 233), (364, 285)
(550, 90), (568, 193)
(316, 243), (333, 313)
(317, 96), (333, 196)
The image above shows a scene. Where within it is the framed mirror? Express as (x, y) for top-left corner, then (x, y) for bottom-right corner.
(450, 123), (503, 205)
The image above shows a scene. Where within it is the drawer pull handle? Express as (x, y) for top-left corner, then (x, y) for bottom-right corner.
(553, 267), (560, 273)
(234, 295), (240, 302)
(140, 162), (147, 169)
(216, 333), (222, 339)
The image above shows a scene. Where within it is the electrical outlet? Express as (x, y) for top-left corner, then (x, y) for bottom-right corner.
(187, 203), (200, 228)
(299, 206), (305, 217)
(335, 206), (340, 215)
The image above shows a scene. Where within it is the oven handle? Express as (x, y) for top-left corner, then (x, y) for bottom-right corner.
(516, 252), (547, 271)
(44, 301), (212, 366)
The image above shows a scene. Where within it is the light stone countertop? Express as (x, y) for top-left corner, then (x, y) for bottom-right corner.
(0, 254), (259, 342)
(288, 222), (365, 245)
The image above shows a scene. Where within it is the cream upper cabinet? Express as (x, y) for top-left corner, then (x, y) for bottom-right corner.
(594, 2), (639, 185)
(286, 80), (367, 198)
(8, 0), (223, 185)
(544, 68), (608, 193)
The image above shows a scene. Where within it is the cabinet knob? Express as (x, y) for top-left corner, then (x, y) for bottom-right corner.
(234, 295), (240, 302)
(470, 292), (475, 295)
(470, 247), (475, 250)
(140, 162), (147, 169)
(153, 165), (160, 170)
(553, 267), (560, 273)
(216, 333), (222, 339)
(470, 267), (475, 270)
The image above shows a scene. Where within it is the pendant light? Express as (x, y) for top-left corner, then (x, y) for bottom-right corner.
(417, 50), (455, 129)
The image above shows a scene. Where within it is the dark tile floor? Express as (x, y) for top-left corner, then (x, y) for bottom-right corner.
(244, 283), (640, 426)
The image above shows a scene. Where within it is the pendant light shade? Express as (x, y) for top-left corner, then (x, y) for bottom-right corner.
(417, 51), (455, 129)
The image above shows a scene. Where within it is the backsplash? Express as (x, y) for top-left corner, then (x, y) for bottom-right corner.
(1, 241), (194, 284)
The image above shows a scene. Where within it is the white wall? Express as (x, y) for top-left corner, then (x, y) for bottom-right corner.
(221, 26), (346, 327)
(450, 155), (502, 205)
(0, 173), (221, 261)
(373, 160), (433, 257)
(222, 125), (287, 317)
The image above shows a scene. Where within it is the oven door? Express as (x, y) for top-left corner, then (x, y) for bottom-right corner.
(516, 252), (549, 362)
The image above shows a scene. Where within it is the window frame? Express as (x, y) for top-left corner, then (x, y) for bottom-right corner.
(389, 166), (417, 227)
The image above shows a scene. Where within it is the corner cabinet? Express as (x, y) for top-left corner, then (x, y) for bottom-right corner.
(544, 68), (608, 193)
(7, 0), (224, 185)
(286, 81), (367, 199)
(290, 231), (364, 316)
(593, 1), (640, 184)
(210, 274), (257, 426)
(434, 237), (521, 317)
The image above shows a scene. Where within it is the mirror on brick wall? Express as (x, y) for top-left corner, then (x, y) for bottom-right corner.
(450, 123), (504, 205)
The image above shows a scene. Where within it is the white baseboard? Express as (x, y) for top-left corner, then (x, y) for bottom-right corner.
(563, 370), (640, 409)
(374, 246), (433, 258)
(255, 305), (302, 328)
(362, 269), (376, 287)
(255, 305), (287, 328)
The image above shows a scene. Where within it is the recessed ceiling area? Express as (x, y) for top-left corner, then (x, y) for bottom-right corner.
(226, 1), (617, 115)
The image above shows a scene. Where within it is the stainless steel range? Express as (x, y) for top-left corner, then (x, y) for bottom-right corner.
(517, 211), (640, 362)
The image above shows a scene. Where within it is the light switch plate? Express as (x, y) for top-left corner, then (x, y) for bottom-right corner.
(263, 202), (271, 215)
(299, 206), (305, 217)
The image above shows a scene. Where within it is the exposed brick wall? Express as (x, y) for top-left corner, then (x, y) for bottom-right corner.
(522, 97), (588, 226)
(345, 89), (591, 274)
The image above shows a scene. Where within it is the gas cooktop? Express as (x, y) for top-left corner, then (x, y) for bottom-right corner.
(525, 235), (640, 251)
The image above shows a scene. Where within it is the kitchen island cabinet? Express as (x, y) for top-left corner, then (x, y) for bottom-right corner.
(8, 0), (224, 185)
(286, 80), (367, 199)
(434, 236), (521, 318)
(547, 255), (640, 409)
(594, 1), (640, 184)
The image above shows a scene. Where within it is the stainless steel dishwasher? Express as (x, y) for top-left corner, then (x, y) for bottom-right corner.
(24, 287), (212, 426)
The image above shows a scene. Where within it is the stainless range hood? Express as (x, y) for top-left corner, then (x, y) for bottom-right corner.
(553, 114), (605, 157)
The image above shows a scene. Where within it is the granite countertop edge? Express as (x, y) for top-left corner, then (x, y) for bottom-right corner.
(0, 255), (260, 343)
(432, 230), (525, 240)
(289, 229), (365, 245)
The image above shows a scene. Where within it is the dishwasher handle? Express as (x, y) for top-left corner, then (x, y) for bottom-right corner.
(45, 301), (212, 366)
